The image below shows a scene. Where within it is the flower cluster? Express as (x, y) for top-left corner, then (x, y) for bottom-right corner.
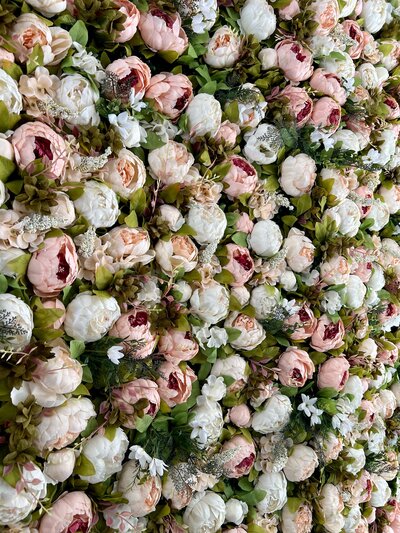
(0, 0), (400, 531)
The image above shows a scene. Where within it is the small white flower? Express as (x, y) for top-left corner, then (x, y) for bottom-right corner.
(71, 42), (104, 80)
(149, 458), (168, 477)
(298, 394), (318, 418)
(201, 375), (226, 401)
(107, 345), (124, 365)
(207, 327), (229, 348)
(129, 445), (152, 468)
(108, 112), (146, 148)
(136, 279), (162, 304)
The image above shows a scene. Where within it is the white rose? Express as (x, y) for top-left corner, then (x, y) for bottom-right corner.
(318, 484), (345, 533)
(244, 124), (282, 164)
(148, 140), (194, 185)
(390, 382), (400, 407)
(252, 393), (292, 434)
(281, 502), (313, 533)
(237, 83), (267, 129)
(225, 498), (248, 525)
(370, 474), (391, 507)
(339, 0), (357, 17)
(34, 397), (96, 452)
(279, 154), (317, 197)
(25, 0), (66, 16)
(341, 275), (366, 309)
(0, 294), (33, 350)
(231, 286), (250, 306)
(64, 293), (121, 342)
(172, 280), (192, 302)
(379, 39), (400, 71)
(190, 397), (224, 447)
(362, 0), (388, 34)
(343, 447), (366, 474)
(0, 248), (27, 277)
(325, 199), (361, 237)
(239, 0), (276, 41)
(358, 338), (378, 361)
(357, 63), (381, 89)
(108, 112), (143, 148)
(0, 69), (22, 115)
(249, 220), (283, 257)
(211, 354), (248, 382)
(379, 184), (400, 214)
(74, 181), (119, 228)
(258, 48), (278, 69)
(255, 472), (287, 513)
(186, 203), (227, 245)
(285, 228), (315, 273)
(101, 227), (153, 265)
(80, 428), (129, 484)
(155, 235), (198, 275)
(186, 94), (222, 137)
(190, 281), (230, 324)
(320, 168), (350, 201)
(321, 290), (342, 314)
(279, 270), (297, 291)
(103, 505), (147, 533)
(224, 312), (266, 350)
(158, 205), (185, 231)
(320, 254), (350, 285)
(56, 74), (99, 127)
(340, 375), (364, 411)
(184, 491), (225, 533)
(117, 460), (162, 517)
(0, 463), (46, 526)
(44, 449), (76, 483)
(320, 51), (355, 80)
(204, 26), (241, 68)
(331, 129), (361, 152)
(367, 264), (385, 291)
(11, 14), (55, 64)
(250, 284), (280, 320)
(100, 148), (146, 200)
(377, 389), (397, 418)
(365, 200), (390, 231)
(344, 506), (363, 533)
(284, 445), (318, 482)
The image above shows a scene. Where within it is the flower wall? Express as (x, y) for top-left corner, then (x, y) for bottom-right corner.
(0, 0), (400, 531)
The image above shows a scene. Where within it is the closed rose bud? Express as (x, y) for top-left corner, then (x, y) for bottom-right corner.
(279, 0), (300, 19)
(146, 72), (193, 120)
(44, 448), (76, 483)
(156, 361), (196, 407)
(109, 309), (157, 359)
(249, 220), (283, 258)
(277, 347), (315, 387)
(317, 357), (350, 390)
(204, 26), (241, 68)
(138, 8), (188, 55)
(214, 120), (240, 147)
(112, 378), (160, 429)
(222, 435), (256, 478)
(239, 0), (276, 41)
(275, 40), (313, 82)
(229, 405), (251, 427)
(284, 444), (318, 482)
(186, 93), (222, 138)
(258, 48), (278, 69)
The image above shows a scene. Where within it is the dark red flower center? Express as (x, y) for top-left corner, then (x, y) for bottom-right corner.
(147, 402), (157, 416)
(299, 308), (310, 322)
(168, 373), (180, 391)
(175, 89), (191, 111)
(233, 250), (253, 271)
(184, 331), (192, 339)
(297, 101), (312, 122)
(34, 136), (53, 160)
(291, 368), (303, 381)
(128, 311), (148, 327)
(328, 108), (340, 125)
(323, 322), (339, 340)
(232, 157), (256, 176)
(119, 69), (139, 89)
(291, 44), (306, 62)
(236, 453), (255, 471)
(349, 26), (357, 39)
(385, 98), (397, 110)
(386, 303), (396, 317)
(68, 518), (89, 533)
(56, 250), (70, 282)
(339, 371), (349, 387)
(151, 8), (174, 28)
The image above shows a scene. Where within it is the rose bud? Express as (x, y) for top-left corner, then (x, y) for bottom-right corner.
(115, 0), (140, 43)
(109, 309), (157, 359)
(309, 68), (346, 105)
(186, 93), (222, 138)
(214, 120), (240, 147)
(310, 314), (345, 352)
(317, 357), (350, 391)
(275, 40), (313, 82)
(284, 228), (315, 273)
(105, 56), (151, 102)
(258, 47), (278, 69)
(310, 96), (341, 133)
(284, 304), (317, 341)
(158, 329), (199, 364)
(222, 156), (258, 199)
(224, 312), (265, 351)
(279, 0), (301, 20)
(156, 361), (196, 407)
(309, 0), (339, 36)
(27, 235), (78, 297)
(146, 72), (193, 120)
(112, 378), (160, 429)
(249, 220), (283, 258)
(186, 203), (227, 245)
(221, 435), (256, 478)
(138, 8), (188, 55)
(224, 244), (255, 287)
(204, 26), (241, 68)
(148, 140), (194, 185)
(284, 444), (318, 482)
(277, 347), (315, 387)
(278, 86), (313, 127)
(279, 153), (316, 197)
(155, 235), (198, 275)
(44, 448), (76, 483)
(229, 405), (251, 428)
(38, 492), (94, 533)
(12, 121), (67, 177)
(100, 148), (146, 199)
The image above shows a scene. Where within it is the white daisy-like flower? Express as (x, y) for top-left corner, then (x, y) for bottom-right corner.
(106, 345), (124, 365)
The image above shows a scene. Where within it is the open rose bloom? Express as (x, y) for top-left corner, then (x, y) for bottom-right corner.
(2, 0), (400, 530)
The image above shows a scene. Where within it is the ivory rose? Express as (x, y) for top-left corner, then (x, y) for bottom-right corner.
(224, 312), (265, 350)
(279, 153), (317, 197)
(204, 26), (241, 68)
(155, 235), (198, 275)
(100, 148), (146, 199)
(148, 140), (194, 185)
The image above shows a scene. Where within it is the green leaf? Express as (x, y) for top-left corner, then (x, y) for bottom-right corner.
(33, 327), (64, 341)
(0, 60), (23, 81)
(141, 131), (166, 150)
(75, 454), (96, 477)
(0, 274), (7, 294)
(159, 50), (180, 63)
(160, 183), (181, 204)
(70, 340), (86, 359)
(95, 266), (113, 290)
(130, 188), (146, 215)
(135, 414), (154, 433)
(0, 156), (16, 183)
(286, 497), (303, 513)
(6, 253), (31, 276)
(0, 101), (20, 133)
(248, 524), (268, 533)
(231, 232), (248, 248)
(124, 210), (138, 228)
(237, 489), (266, 506)
(199, 81), (217, 95)
(226, 327), (241, 343)
(279, 386), (298, 397)
(292, 194), (312, 216)
(69, 20), (88, 46)
(66, 187), (84, 201)
(238, 477), (253, 492)
(33, 308), (64, 328)
(26, 44), (44, 74)
(104, 425), (118, 441)
(282, 215), (297, 227)
(214, 269), (236, 285)
(0, 403), (17, 424)
(73, 383), (90, 396)
(318, 387), (339, 399)
(5, 179), (23, 194)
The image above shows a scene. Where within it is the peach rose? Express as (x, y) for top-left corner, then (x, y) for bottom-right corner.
(109, 309), (157, 359)
(27, 235), (78, 297)
(223, 156), (258, 199)
(139, 8), (188, 55)
(112, 378), (160, 429)
(12, 121), (67, 177)
(310, 0), (339, 36)
(11, 14), (54, 64)
(310, 314), (345, 352)
(310, 96), (341, 133)
(275, 40), (313, 82)
(102, 226), (153, 266)
(224, 243), (255, 287)
(38, 492), (94, 533)
(146, 72), (193, 120)
(105, 56), (151, 102)
(221, 435), (256, 478)
(41, 299), (66, 329)
(284, 304), (317, 340)
(115, 0), (140, 43)
(317, 357), (350, 390)
(155, 234), (198, 275)
(309, 68), (346, 105)
(156, 361), (196, 407)
(342, 20), (366, 59)
(100, 148), (146, 199)
(320, 254), (350, 285)
(279, 86), (313, 127)
(158, 329), (199, 363)
(118, 460), (162, 517)
(277, 347), (315, 387)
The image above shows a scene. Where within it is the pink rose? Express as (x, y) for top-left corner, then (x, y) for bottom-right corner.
(379, 302), (400, 330)
(39, 492), (94, 533)
(146, 72), (193, 120)
(42, 299), (66, 329)
(354, 186), (373, 218)
(223, 156), (258, 199)
(349, 247), (373, 282)
(100, 148), (146, 200)
(214, 120), (240, 147)
(341, 20), (366, 59)
(112, 378), (160, 429)
(12, 121), (67, 177)
(309, 68), (346, 105)
(158, 329), (199, 363)
(284, 304), (317, 340)
(0, 48), (14, 62)
(310, 97), (341, 133)
(310, 314), (345, 352)
(279, 86), (313, 127)
(310, 0), (339, 36)
(236, 213), (254, 234)
(359, 400), (375, 429)
(115, 0), (140, 43)
(105, 56), (151, 102)
(384, 96), (400, 119)
(118, 460), (162, 517)
(277, 347), (315, 387)
(229, 405), (251, 427)
(317, 357), (350, 390)
(275, 40), (313, 82)
(138, 8), (188, 55)
(221, 435), (256, 478)
(109, 309), (157, 359)
(225, 244), (255, 287)
(156, 361), (196, 407)
(345, 117), (372, 148)
(377, 341), (398, 366)
(27, 235), (78, 297)
(102, 226), (152, 263)
(279, 0), (300, 20)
